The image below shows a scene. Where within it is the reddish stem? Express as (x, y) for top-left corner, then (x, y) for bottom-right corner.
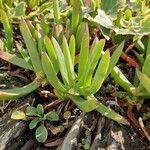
(121, 52), (139, 68)
(44, 99), (62, 111)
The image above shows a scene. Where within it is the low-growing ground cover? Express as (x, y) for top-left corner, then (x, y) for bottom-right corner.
(0, 0), (149, 149)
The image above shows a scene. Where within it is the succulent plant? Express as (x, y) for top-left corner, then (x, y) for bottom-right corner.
(41, 23), (128, 125)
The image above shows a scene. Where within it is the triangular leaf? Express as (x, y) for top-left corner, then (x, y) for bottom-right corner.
(14, 2), (26, 17)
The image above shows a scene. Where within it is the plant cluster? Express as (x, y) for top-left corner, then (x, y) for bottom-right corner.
(12, 104), (60, 142)
(0, 0), (149, 143)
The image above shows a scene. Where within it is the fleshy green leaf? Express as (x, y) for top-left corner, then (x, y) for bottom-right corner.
(136, 69), (150, 94)
(146, 35), (150, 57)
(0, 9), (13, 51)
(124, 9), (132, 21)
(83, 39), (105, 87)
(53, 0), (60, 23)
(0, 79), (40, 101)
(0, 0), (4, 9)
(44, 36), (59, 72)
(26, 21), (36, 39)
(71, 0), (81, 33)
(11, 111), (26, 120)
(29, 118), (40, 129)
(26, 106), (37, 116)
(90, 37), (99, 52)
(41, 53), (66, 93)
(76, 22), (84, 50)
(46, 111), (59, 121)
(35, 124), (48, 143)
(78, 23), (89, 85)
(69, 35), (75, 66)
(68, 94), (99, 112)
(84, 143), (91, 150)
(37, 104), (44, 115)
(0, 51), (33, 70)
(20, 19), (44, 77)
(137, 55), (150, 94)
(86, 50), (110, 95)
(142, 54), (150, 77)
(52, 37), (69, 85)
(63, 36), (75, 85)
(16, 42), (30, 63)
(96, 102), (129, 125)
(111, 66), (136, 94)
(35, 30), (44, 54)
(107, 41), (124, 76)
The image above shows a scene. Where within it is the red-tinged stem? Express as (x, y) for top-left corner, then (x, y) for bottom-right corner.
(121, 52), (139, 68)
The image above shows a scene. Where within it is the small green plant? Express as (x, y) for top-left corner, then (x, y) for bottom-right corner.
(42, 22), (128, 125)
(111, 36), (150, 107)
(26, 104), (59, 143)
(81, 138), (91, 150)
(0, 0), (54, 21)
(11, 104), (59, 143)
(110, 47), (150, 132)
(0, 19), (127, 125)
(71, 0), (81, 33)
(0, 19), (46, 100)
(0, 9), (13, 51)
(85, 0), (150, 40)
